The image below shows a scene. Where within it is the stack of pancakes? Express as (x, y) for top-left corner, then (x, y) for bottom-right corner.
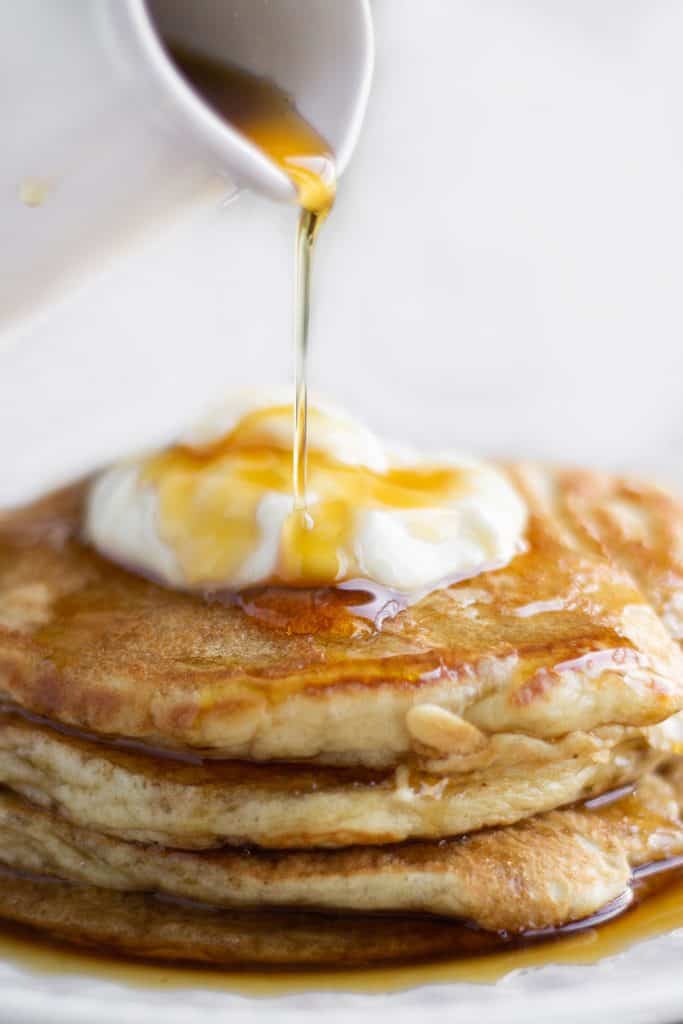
(2, 464), (683, 966)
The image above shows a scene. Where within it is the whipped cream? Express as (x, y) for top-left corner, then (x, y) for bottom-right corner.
(84, 393), (528, 594)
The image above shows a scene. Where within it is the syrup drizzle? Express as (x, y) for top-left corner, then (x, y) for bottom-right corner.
(293, 210), (316, 511)
(142, 414), (471, 593)
(169, 47), (336, 516)
(127, 49), (501, 600)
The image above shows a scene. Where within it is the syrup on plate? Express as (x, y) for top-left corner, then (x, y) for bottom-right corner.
(0, 863), (682, 995)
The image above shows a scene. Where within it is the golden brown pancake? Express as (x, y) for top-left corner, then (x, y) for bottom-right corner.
(0, 872), (526, 967)
(0, 710), (664, 848)
(2, 469), (683, 965)
(0, 772), (682, 946)
(1, 474), (682, 766)
(508, 463), (683, 640)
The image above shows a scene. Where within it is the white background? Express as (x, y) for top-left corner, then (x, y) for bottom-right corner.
(3, 0), (683, 504)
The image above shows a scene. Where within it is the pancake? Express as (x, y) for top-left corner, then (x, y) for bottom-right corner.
(0, 871), (534, 967)
(2, 470), (683, 967)
(0, 772), (682, 940)
(508, 463), (683, 640)
(0, 710), (665, 848)
(1, 474), (683, 766)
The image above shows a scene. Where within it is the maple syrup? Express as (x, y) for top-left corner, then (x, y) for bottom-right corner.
(169, 47), (336, 515)
(0, 863), (683, 994)
(144, 51), (477, 594)
(141, 404), (469, 589)
(83, 50), (525, 597)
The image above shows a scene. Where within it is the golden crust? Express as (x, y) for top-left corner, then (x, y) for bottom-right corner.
(1, 473), (683, 764)
(507, 463), (683, 640)
(2, 469), (683, 966)
(0, 773), (682, 935)
(0, 872), (518, 967)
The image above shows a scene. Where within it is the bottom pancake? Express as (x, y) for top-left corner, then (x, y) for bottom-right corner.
(1, 772), (683, 941)
(0, 870), (542, 967)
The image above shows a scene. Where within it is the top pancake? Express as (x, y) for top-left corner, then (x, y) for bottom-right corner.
(0, 467), (682, 765)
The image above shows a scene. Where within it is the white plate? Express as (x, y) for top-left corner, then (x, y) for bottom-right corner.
(3, 927), (683, 1024)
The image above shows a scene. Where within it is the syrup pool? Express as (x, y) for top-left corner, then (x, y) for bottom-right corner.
(0, 865), (682, 996)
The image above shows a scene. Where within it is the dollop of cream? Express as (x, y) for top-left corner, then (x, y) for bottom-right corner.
(84, 393), (527, 594)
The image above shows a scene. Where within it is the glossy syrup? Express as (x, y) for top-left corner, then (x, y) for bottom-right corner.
(169, 47), (336, 515)
(142, 410), (469, 592)
(0, 866), (683, 995)
(124, 50), (483, 595)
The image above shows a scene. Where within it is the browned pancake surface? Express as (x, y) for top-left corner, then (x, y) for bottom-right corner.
(0, 473), (682, 763)
(0, 873), (505, 967)
(1, 770), (682, 961)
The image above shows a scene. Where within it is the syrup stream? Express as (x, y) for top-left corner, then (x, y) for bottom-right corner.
(293, 209), (317, 510)
(168, 47), (336, 513)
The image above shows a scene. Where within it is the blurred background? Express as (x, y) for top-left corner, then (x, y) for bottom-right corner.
(3, 0), (683, 505)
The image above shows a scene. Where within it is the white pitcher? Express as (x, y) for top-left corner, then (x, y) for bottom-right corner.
(2, 0), (373, 328)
